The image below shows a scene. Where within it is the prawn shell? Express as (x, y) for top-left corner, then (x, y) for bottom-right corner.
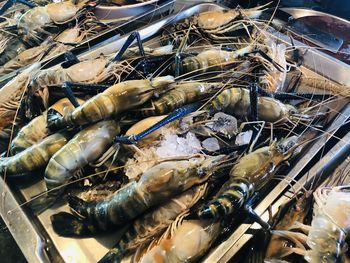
(197, 10), (240, 30)
(0, 45), (48, 75)
(49, 97), (85, 116)
(55, 27), (80, 43)
(139, 220), (220, 263)
(20, 7), (51, 29)
(257, 97), (293, 123)
(65, 58), (108, 82)
(55, 77), (173, 128)
(11, 98), (85, 154)
(113, 186), (204, 257)
(0, 63), (40, 132)
(10, 114), (48, 155)
(44, 120), (120, 190)
(1, 133), (69, 175)
(46, 2), (79, 23)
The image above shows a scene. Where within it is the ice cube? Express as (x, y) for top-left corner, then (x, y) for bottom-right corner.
(235, 130), (253, 146)
(206, 112), (238, 138)
(202, 137), (220, 152)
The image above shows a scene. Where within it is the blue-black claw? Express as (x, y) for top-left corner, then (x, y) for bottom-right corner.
(64, 82), (108, 93)
(62, 82), (80, 108)
(112, 31), (145, 62)
(115, 102), (201, 144)
(0, 0), (37, 16)
(114, 135), (137, 145)
(62, 51), (80, 68)
(254, 84), (331, 101)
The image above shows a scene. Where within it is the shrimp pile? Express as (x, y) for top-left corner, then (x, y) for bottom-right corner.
(0, 1), (106, 73)
(0, 3), (348, 263)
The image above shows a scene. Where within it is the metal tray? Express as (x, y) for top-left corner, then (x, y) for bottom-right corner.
(0, 0), (174, 87)
(1, 3), (350, 263)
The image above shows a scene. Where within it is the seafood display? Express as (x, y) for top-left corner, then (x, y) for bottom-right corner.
(0, 0), (160, 77)
(0, 0), (101, 73)
(0, 2), (349, 263)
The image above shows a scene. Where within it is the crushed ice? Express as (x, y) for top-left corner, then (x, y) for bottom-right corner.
(124, 130), (202, 180)
(235, 130), (253, 146)
(205, 112), (238, 139)
(202, 137), (220, 152)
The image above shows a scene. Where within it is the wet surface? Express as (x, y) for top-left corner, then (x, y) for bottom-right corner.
(0, 217), (26, 263)
(297, 16), (350, 64)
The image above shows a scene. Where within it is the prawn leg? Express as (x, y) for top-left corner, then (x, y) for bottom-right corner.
(0, 0), (37, 15)
(61, 81), (108, 109)
(109, 31), (169, 78)
(62, 82), (80, 108)
(255, 85), (332, 100)
(115, 102), (201, 144)
(173, 27), (190, 77)
(113, 31), (145, 62)
(243, 201), (271, 231)
(125, 54), (178, 80)
(117, 32), (176, 79)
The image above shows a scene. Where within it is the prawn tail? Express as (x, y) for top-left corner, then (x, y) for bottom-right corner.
(98, 245), (125, 263)
(28, 194), (58, 215)
(50, 212), (98, 237)
(67, 194), (89, 217)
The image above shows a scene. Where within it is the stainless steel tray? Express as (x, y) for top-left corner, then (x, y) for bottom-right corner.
(1, 3), (350, 263)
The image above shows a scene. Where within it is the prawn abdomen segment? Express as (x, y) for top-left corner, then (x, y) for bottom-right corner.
(65, 95), (116, 128)
(199, 177), (254, 219)
(2, 133), (69, 175)
(83, 182), (149, 229)
(45, 142), (84, 189)
(60, 80), (161, 127)
(209, 88), (246, 113)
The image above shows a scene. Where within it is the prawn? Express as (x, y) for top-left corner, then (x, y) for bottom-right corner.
(66, 155), (225, 230)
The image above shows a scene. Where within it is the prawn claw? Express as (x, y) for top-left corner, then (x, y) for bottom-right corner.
(114, 135), (137, 145)
(115, 102), (201, 144)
